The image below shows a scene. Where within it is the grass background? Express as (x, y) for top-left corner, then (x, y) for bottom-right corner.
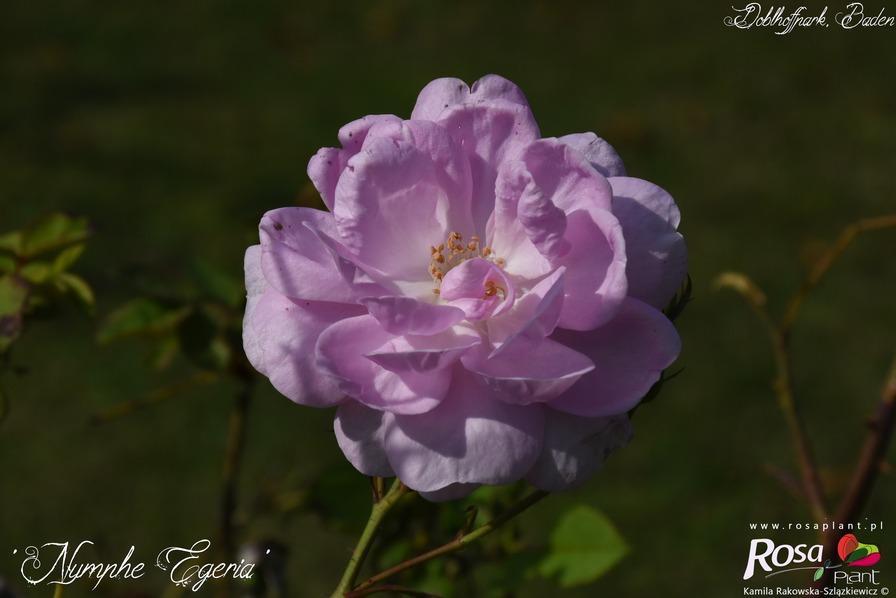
(1, 1), (895, 596)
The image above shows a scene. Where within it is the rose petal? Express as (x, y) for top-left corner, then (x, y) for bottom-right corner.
(316, 315), (451, 414)
(436, 103), (540, 232)
(259, 207), (370, 303)
(548, 297), (681, 416)
(365, 327), (480, 374)
(417, 483), (481, 502)
(243, 245), (267, 376)
(558, 132), (627, 178)
(555, 209), (628, 330)
(487, 267), (565, 347)
(333, 119), (474, 281)
(439, 258), (516, 319)
(490, 162), (555, 280)
(493, 161), (570, 267)
(467, 336), (594, 405)
(248, 291), (362, 407)
(360, 295), (465, 336)
(610, 176), (688, 309)
(334, 401), (394, 478)
(525, 409), (632, 491)
(411, 74), (531, 121)
(521, 138), (614, 216)
(384, 371), (543, 492)
(308, 115), (402, 211)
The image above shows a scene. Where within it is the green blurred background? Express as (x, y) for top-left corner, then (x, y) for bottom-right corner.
(2, 0), (895, 596)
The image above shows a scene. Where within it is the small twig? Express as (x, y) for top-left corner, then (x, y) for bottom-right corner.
(88, 370), (219, 424)
(346, 490), (549, 597)
(716, 273), (828, 521)
(780, 214), (896, 339)
(217, 378), (254, 597)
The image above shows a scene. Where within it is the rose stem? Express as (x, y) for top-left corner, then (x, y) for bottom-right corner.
(346, 489), (549, 598)
(330, 478), (412, 598)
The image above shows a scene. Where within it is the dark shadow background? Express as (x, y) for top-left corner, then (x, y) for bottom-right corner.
(2, 1), (895, 596)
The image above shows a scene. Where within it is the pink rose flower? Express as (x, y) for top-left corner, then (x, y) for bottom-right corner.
(244, 75), (686, 500)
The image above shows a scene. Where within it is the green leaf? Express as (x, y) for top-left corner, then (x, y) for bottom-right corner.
(55, 272), (96, 313)
(145, 334), (180, 370)
(846, 547), (870, 564)
(0, 230), (23, 255)
(0, 275), (30, 353)
(814, 567), (825, 581)
(19, 261), (52, 284)
(96, 298), (191, 344)
(537, 505), (629, 588)
(20, 212), (91, 259)
(52, 243), (86, 274)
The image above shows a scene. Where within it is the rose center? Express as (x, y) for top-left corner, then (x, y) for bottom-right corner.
(428, 231), (505, 296)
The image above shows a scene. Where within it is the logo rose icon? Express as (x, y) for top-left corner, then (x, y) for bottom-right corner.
(243, 75), (687, 500)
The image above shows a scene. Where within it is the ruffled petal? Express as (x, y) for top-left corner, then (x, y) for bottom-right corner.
(558, 132), (627, 178)
(259, 207), (374, 303)
(411, 74), (531, 121)
(243, 245), (268, 376)
(436, 103), (540, 232)
(332, 119), (474, 282)
(359, 295), (465, 335)
(490, 162), (554, 280)
(365, 327), (481, 375)
(248, 291), (362, 407)
(548, 298), (681, 417)
(520, 138), (614, 216)
(439, 258), (516, 320)
(308, 114), (402, 211)
(609, 176), (688, 309)
(554, 209), (628, 330)
(492, 161), (570, 269)
(525, 409), (631, 492)
(316, 315), (452, 414)
(334, 401), (394, 478)
(467, 336), (593, 405)
(486, 267), (565, 345)
(384, 371), (544, 493)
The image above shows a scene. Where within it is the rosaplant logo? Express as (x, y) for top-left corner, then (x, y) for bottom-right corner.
(744, 533), (882, 583)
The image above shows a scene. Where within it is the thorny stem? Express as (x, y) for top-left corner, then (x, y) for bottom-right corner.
(344, 490), (549, 598)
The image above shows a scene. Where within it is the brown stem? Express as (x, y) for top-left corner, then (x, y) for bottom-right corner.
(813, 353), (896, 589)
(217, 379), (254, 597)
(833, 353), (896, 530)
